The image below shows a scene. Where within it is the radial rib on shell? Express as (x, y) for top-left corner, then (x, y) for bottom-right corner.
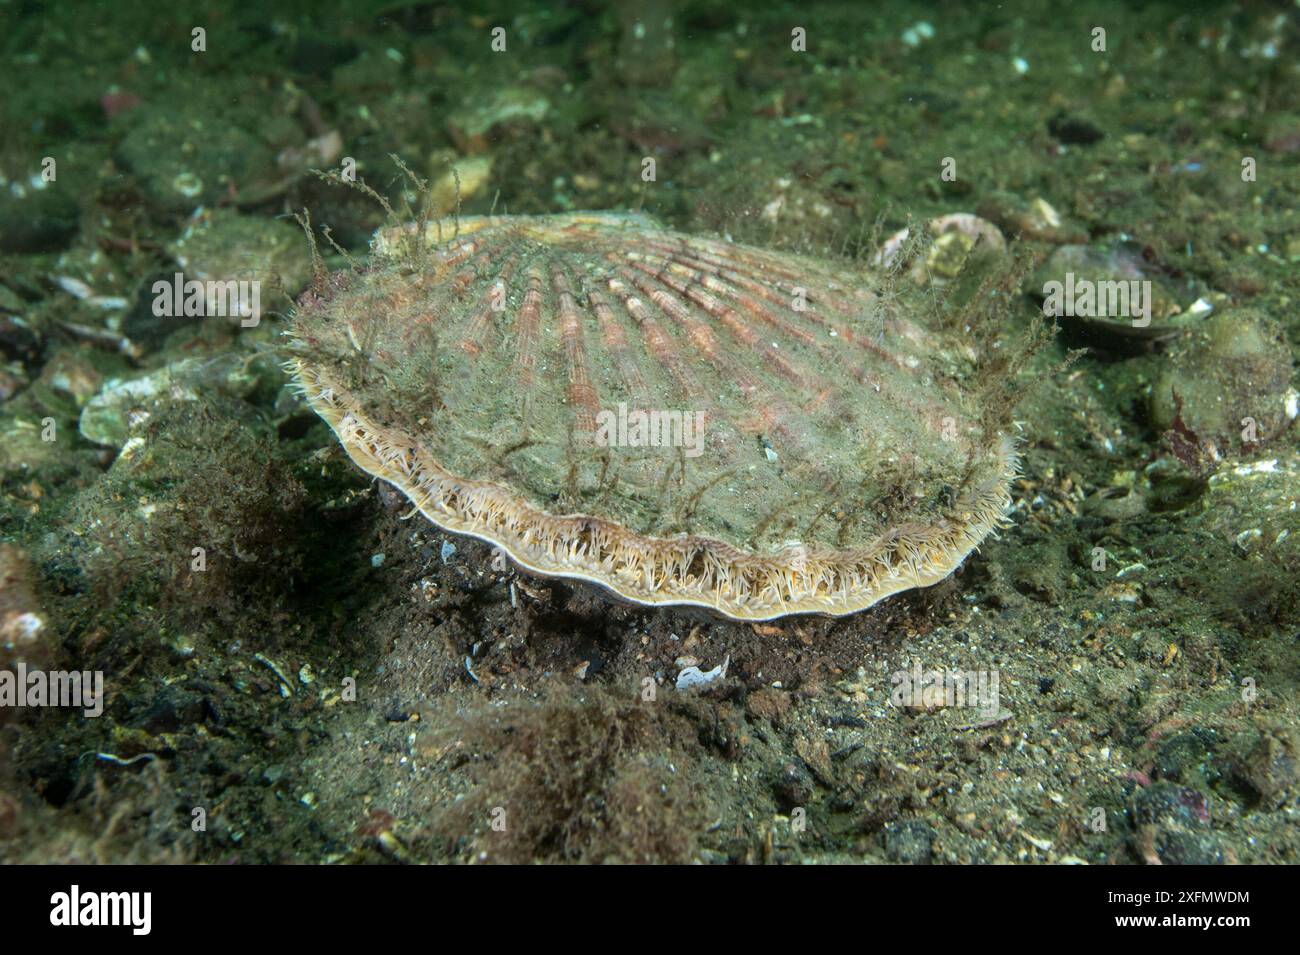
(287, 212), (1017, 620)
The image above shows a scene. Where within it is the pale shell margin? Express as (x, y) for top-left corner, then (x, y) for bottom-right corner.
(290, 360), (1018, 621)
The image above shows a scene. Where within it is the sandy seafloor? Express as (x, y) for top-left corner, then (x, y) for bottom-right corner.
(1, 0), (1298, 864)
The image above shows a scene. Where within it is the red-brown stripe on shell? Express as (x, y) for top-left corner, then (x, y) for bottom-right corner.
(286, 212), (1015, 620)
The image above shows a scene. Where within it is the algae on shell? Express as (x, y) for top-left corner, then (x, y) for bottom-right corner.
(288, 213), (1017, 619)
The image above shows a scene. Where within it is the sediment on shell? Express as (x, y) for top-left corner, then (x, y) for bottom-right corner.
(290, 360), (1016, 621)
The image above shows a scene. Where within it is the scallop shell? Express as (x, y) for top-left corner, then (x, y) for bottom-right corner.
(287, 212), (1015, 620)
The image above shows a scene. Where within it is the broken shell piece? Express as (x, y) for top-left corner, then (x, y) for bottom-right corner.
(676, 654), (730, 691)
(873, 213), (1006, 285)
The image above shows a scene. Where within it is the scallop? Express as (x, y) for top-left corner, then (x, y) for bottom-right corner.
(287, 212), (1015, 620)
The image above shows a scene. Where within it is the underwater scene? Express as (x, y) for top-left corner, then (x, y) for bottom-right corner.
(0, 0), (1297, 878)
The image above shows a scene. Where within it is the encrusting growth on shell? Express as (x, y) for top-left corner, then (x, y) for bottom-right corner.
(287, 212), (1018, 620)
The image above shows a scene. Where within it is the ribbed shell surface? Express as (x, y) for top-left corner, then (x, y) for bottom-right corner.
(288, 212), (1013, 618)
